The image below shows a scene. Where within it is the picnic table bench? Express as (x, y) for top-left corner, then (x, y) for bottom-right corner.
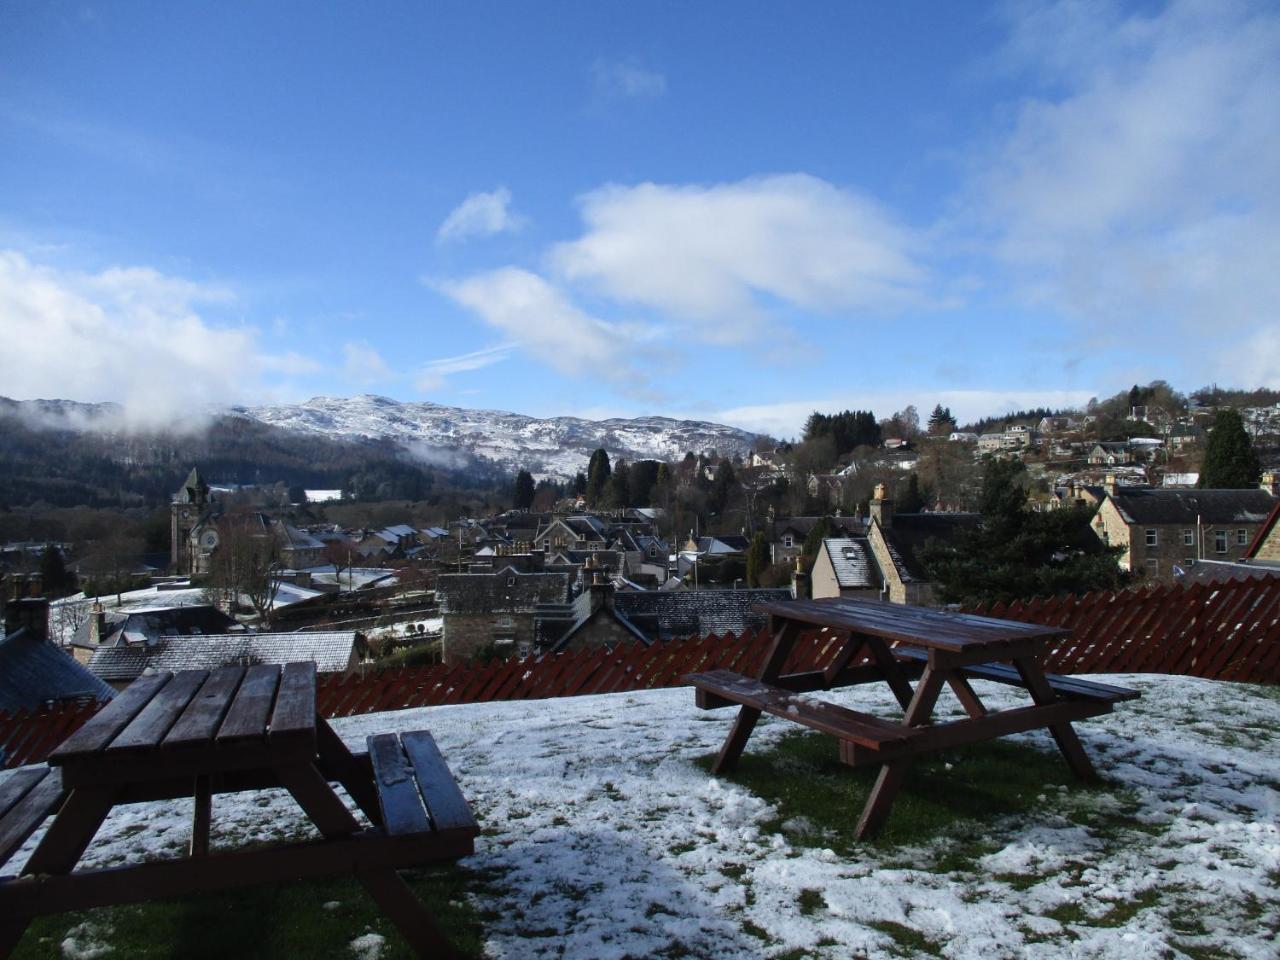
(0, 662), (479, 958)
(686, 598), (1138, 839)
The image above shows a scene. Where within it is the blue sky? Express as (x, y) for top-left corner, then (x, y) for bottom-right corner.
(2, 1), (1278, 436)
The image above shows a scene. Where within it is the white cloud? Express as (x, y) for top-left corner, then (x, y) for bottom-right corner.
(341, 341), (396, 385)
(414, 342), (515, 393)
(714, 389), (1096, 439)
(550, 174), (928, 340)
(0, 250), (281, 428)
(592, 59), (667, 100)
(436, 268), (625, 376)
(436, 187), (524, 244)
(977, 0), (1280, 345)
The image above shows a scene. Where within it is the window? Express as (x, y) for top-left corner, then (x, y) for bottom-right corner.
(1183, 529), (1195, 547)
(783, 535), (794, 549)
(1237, 529), (1249, 546)
(1145, 529), (1158, 547)
(506, 576), (516, 587)
(1143, 558), (1159, 577)
(1214, 530), (1227, 554)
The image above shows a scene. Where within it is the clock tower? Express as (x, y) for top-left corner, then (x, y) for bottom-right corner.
(171, 466), (212, 573)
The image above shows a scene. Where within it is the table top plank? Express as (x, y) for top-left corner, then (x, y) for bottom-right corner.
(49, 672), (173, 762)
(0, 766), (49, 821)
(163, 667), (246, 749)
(269, 662), (317, 746)
(108, 671), (209, 754)
(216, 664), (283, 744)
(755, 598), (1069, 652)
(368, 734), (432, 836)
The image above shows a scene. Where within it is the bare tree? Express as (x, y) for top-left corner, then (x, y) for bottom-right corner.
(81, 530), (145, 605)
(324, 539), (354, 592)
(205, 515), (282, 625)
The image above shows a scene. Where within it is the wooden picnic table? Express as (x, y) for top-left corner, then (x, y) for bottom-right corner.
(685, 597), (1138, 839)
(0, 662), (479, 958)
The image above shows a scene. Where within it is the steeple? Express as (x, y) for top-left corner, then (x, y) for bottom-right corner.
(176, 466), (210, 505)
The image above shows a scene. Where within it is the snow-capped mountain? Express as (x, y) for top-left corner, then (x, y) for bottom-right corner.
(234, 395), (758, 479)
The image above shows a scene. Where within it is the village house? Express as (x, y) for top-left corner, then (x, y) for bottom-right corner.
(1088, 442), (1133, 466)
(436, 562), (571, 663)
(862, 484), (980, 605)
(809, 538), (881, 599)
(0, 598), (115, 711)
(766, 515), (862, 566)
(1090, 474), (1279, 578)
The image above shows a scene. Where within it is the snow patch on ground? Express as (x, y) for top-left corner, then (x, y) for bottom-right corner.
(5, 675), (1278, 958)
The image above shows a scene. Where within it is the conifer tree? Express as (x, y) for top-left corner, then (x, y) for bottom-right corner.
(512, 469), (535, 510)
(585, 449), (612, 505)
(1198, 409), (1261, 489)
(745, 532), (769, 587)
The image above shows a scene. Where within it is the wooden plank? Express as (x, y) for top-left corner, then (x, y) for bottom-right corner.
(0, 769), (64, 868)
(0, 767), (48, 821)
(1013, 656), (1099, 783)
(357, 867), (464, 959)
(0, 829), (476, 916)
(893, 646), (1138, 702)
(273, 762), (361, 839)
(755, 598), (1068, 651)
(108, 671), (208, 754)
(400, 730), (479, 835)
(687, 670), (918, 747)
(367, 734), (430, 836)
(268, 662), (317, 747)
(49, 672), (172, 762)
(164, 667), (245, 749)
(190, 776), (211, 857)
(20, 782), (116, 876)
(216, 664), (282, 744)
(315, 719), (382, 826)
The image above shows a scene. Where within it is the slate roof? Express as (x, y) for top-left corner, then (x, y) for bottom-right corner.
(878, 513), (982, 581)
(1107, 488), (1276, 526)
(86, 631), (358, 682)
(0, 630), (116, 710)
(71, 603), (236, 650)
(437, 567), (570, 614)
(821, 538), (878, 589)
(769, 517), (863, 540)
(612, 588), (792, 642)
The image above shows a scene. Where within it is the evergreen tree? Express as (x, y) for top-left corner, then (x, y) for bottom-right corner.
(1198, 409), (1261, 489)
(898, 473), (926, 513)
(513, 469), (535, 510)
(585, 449), (612, 505)
(571, 472), (588, 497)
(39, 545), (76, 597)
(707, 460), (736, 516)
(927, 404), (956, 435)
(607, 460), (632, 508)
(918, 460), (1126, 605)
(745, 532), (769, 587)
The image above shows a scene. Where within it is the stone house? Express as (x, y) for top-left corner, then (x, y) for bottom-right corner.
(862, 485), (980, 605)
(532, 515), (608, 554)
(810, 538), (881, 599)
(766, 516), (862, 566)
(1090, 475), (1278, 578)
(436, 564), (571, 663)
(1088, 442), (1132, 466)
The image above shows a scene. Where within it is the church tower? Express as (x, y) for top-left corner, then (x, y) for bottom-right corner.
(171, 466), (211, 572)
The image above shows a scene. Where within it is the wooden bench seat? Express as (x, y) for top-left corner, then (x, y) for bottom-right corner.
(367, 731), (479, 842)
(892, 646), (1138, 703)
(686, 670), (922, 750)
(0, 767), (66, 878)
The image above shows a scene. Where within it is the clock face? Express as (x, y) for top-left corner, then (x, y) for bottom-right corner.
(202, 530), (219, 549)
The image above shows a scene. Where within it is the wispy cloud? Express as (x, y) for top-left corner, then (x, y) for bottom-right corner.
(592, 58), (667, 100)
(974, 0), (1280, 375)
(0, 249), (281, 427)
(414, 342), (515, 393)
(435, 268), (626, 376)
(341, 341), (396, 385)
(550, 174), (929, 340)
(436, 187), (525, 244)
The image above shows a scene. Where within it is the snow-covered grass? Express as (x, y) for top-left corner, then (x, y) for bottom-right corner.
(5, 675), (1278, 959)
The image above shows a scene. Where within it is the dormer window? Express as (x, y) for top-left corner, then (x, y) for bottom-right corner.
(783, 535), (794, 549)
(506, 576), (516, 587)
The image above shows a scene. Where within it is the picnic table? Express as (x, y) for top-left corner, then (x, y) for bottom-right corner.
(0, 662), (479, 958)
(686, 598), (1138, 839)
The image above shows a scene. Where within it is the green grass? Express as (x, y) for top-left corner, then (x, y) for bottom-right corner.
(697, 729), (1107, 863)
(12, 864), (490, 960)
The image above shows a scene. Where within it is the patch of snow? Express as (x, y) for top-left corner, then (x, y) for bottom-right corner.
(348, 932), (385, 959)
(4, 675), (1278, 958)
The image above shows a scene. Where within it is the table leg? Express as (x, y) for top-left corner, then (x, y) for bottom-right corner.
(865, 638), (917, 712)
(357, 867), (462, 959)
(316, 718), (383, 826)
(710, 620), (800, 775)
(274, 764), (362, 839)
(1013, 656), (1099, 783)
(947, 675), (988, 719)
(822, 631), (865, 687)
(22, 785), (118, 876)
(855, 665), (947, 840)
(191, 776), (212, 857)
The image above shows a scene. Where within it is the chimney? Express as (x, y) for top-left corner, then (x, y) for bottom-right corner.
(1262, 471), (1279, 497)
(89, 600), (107, 646)
(1104, 474), (1119, 497)
(4, 596), (49, 642)
(868, 483), (894, 530)
(588, 569), (615, 612)
(791, 556), (809, 600)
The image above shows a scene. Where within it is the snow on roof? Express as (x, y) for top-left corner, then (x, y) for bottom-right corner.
(4, 674), (1276, 958)
(822, 537), (876, 589)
